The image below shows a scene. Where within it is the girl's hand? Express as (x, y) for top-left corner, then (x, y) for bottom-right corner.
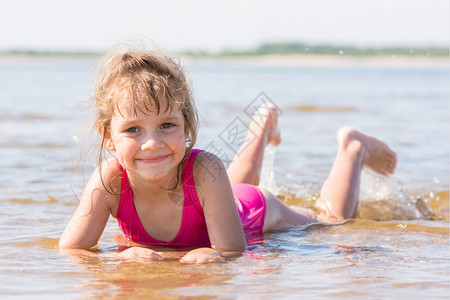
(180, 248), (225, 264)
(117, 246), (165, 262)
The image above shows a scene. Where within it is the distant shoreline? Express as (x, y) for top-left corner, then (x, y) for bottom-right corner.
(0, 52), (100, 59)
(1, 42), (448, 58)
(0, 52), (447, 68)
(181, 42), (449, 58)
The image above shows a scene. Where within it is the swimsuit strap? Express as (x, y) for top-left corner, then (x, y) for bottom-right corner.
(182, 149), (204, 187)
(182, 149), (204, 212)
(119, 163), (130, 194)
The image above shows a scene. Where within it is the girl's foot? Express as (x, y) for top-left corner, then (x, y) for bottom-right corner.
(338, 127), (397, 175)
(249, 103), (281, 146)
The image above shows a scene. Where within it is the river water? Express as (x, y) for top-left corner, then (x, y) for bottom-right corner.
(0, 55), (448, 299)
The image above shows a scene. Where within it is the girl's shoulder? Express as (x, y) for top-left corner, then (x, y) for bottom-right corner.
(190, 150), (235, 209)
(100, 156), (122, 175)
(99, 157), (122, 189)
(191, 150), (227, 185)
(83, 157), (122, 212)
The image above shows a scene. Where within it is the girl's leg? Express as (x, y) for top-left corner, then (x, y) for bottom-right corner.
(260, 188), (318, 231)
(227, 103), (281, 186)
(261, 126), (397, 231)
(315, 127), (397, 221)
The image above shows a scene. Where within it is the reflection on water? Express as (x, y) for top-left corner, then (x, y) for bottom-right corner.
(0, 56), (448, 298)
(62, 255), (233, 299)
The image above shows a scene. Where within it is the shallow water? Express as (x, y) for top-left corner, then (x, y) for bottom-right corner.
(0, 55), (448, 299)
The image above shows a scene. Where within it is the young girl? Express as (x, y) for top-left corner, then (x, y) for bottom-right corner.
(59, 49), (397, 264)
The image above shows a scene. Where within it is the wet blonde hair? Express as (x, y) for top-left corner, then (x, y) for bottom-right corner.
(93, 49), (198, 189)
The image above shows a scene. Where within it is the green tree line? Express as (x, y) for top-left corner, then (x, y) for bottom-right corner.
(183, 42), (448, 57)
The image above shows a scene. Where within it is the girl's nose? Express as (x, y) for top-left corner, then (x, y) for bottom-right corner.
(141, 132), (162, 150)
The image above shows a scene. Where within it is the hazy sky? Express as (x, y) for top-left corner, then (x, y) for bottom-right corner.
(1, 0), (448, 53)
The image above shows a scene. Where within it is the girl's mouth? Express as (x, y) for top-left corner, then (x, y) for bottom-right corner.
(137, 155), (169, 164)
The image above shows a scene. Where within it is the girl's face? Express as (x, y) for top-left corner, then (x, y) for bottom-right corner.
(106, 99), (187, 183)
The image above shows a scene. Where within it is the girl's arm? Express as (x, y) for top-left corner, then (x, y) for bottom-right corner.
(181, 152), (247, 263)
(59, 159), (120, 249)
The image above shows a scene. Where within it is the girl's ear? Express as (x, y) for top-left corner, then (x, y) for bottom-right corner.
(98, 125), (116, 151)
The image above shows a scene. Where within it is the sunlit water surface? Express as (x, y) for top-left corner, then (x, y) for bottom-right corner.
(0, 56), (448, 299)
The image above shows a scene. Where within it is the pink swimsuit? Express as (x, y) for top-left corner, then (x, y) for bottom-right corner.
(116, 149), (266, 247)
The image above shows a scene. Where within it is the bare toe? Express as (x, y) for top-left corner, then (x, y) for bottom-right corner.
(250, 103), (281, 147)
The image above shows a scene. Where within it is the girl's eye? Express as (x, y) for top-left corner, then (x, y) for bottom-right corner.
(161, 123), (174, 129)
(125, 127), (138, 133)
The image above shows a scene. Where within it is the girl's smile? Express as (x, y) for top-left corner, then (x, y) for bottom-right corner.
(136, 155), (170, 164)
(107, 100), (187, 184)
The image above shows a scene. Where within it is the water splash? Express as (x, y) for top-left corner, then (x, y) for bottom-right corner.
(274, 168), (446, 221)
(357, 169), (436, 221)
(259, 145), (279, 194)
